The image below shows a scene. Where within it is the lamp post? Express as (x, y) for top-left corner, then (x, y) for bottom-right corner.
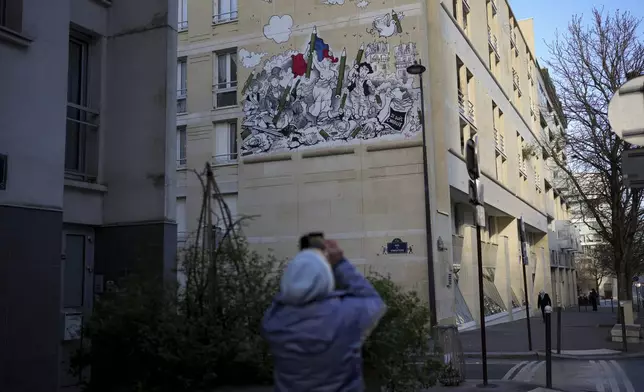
(406, 60), (438, 328)
(636, 282), (641, 312)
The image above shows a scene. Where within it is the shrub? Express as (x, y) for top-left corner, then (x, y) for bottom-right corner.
(363, 273), (445, 391)
(72, 234), (284, 392)
(73, 240), (443, 391)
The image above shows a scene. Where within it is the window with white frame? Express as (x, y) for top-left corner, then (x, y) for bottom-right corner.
(213, 50), (237, 108)
(213, 121), (238, 164)
(177, 58), (187, 114)
(65, 30), (99, 182)
(214, 0), (238, 24)
(178, 0), (188, 31)
(177, 126), (187, 166)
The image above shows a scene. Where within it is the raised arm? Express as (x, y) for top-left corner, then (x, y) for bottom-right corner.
(325, 241), (386, 340)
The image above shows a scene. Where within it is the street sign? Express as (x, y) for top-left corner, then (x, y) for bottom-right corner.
(608, 75), (644, 146)
(622, 148), (644, 188)
(465, 135), (480, 180)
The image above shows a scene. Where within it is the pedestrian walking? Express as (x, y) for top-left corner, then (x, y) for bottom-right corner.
(537, 290), (552, 323)
(262, 237), (386, 392)
(590, 288), (599, 311)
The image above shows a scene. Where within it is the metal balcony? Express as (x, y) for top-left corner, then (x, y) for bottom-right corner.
(555, 220), (581, 252)
(177, 88), (187, 114)
(491, 0), (498, 15)
(458, 90), (475, 125)
(518, 154), (527, 177)
(494, 128), (506, 156)
(213, 10), (238, 24)
(463, 0), (470, 11)
(488, 26), (500, 61)
(512, 68), (522, 96)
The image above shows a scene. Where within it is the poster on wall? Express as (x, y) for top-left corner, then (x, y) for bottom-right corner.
(239, 5), (423, 156)
(63, 313), (83, 341)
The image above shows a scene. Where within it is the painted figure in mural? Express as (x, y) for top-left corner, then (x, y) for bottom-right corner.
(241, 14), (420, 155)
(346, 62), (375, 119)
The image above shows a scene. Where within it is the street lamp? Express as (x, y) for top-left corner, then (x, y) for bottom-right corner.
(636, 282), (641, 311)
(405, 60), (437, 328)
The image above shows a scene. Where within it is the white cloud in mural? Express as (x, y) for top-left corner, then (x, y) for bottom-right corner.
(263, 15), (294, 44)
(239, 49), (267, 68)
(355, 0), (369, 8)
(324, 0), (345, 4)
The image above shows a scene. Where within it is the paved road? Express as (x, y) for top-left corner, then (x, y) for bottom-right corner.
(464, 358), (640, 391)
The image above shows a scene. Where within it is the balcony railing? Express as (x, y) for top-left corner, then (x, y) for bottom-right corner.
(458, 90), (475, 125)
(212, 81), (238, 108)
(463, 0), (470, 11)
(535, 171), (542, 191)
(488, 26), (500, 61)
(510, 29), (517, 48)
(494, 128), (506, 156)
(491, 0), (498, 14)
(177, 88), (187, 114)
(212, 152), (238, 166)
(518, 154), (527, 177)
(178, 20), (188, 31)
(65, 103), (99, 183)
(512, 68), (522, 96)
(213, 10), (238, 24)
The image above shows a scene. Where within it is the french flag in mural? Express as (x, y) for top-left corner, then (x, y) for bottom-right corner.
(313, 36), (338, 63)
(291, 35), (338, 77)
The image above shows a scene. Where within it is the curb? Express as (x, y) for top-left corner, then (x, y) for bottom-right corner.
(464, 350), (644, 361)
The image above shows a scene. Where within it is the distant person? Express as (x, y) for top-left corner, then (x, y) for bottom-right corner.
(537, 290), (552, 323)
(590, 289), (599, 311)
(262, 238), (386, 392)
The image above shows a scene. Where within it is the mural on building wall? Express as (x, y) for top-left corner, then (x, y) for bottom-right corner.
(240, 10), (421, 155)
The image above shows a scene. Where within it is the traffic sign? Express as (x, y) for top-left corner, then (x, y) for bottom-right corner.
(608, 75), (644, 146)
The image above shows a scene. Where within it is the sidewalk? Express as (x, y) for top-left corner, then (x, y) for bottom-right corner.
(459, 306), (644, 358)
(431, 381), (560, 392)
(216, 382), (559, 392)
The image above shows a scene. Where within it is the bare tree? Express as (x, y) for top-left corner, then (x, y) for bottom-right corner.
(577, 245), (612, 292)
(540, 9), (644, 303)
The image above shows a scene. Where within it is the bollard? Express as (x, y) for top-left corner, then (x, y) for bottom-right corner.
(556, 306), (562, 355)
(545, 306), (553, 388)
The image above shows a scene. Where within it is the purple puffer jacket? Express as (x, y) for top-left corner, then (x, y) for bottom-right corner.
(262, 259), (385, 392)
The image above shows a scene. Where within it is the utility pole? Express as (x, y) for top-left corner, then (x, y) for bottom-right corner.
(465, 136), (493, 388)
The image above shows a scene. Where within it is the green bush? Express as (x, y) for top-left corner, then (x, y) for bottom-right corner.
(72, 234), (284, 392)
(363, 273), (445, 391)
(73, 239), (443, 392)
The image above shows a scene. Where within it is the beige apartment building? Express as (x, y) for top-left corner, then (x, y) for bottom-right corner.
(175, 0), (580, 328)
